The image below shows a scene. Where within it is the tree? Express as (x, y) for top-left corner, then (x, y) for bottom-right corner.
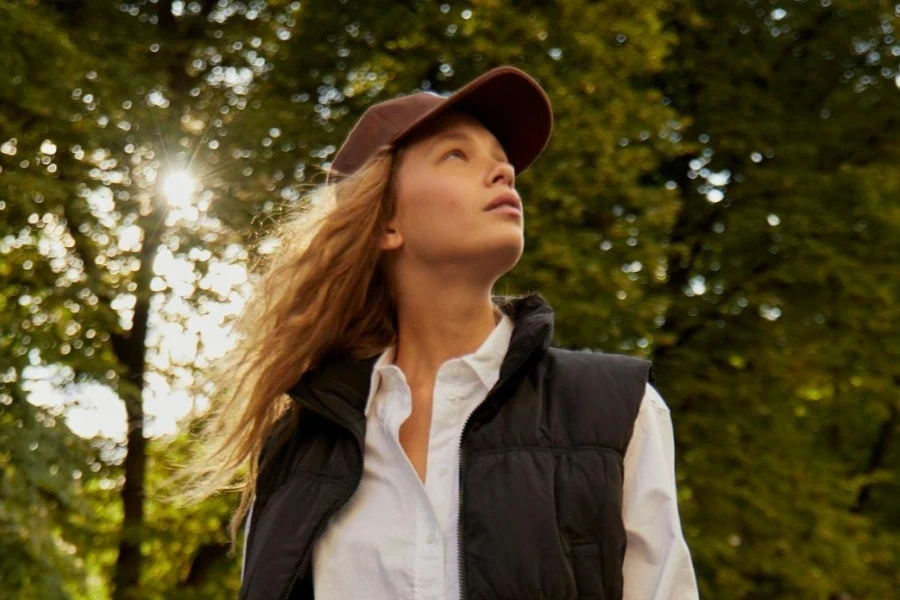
(649, 0), (900, 596)
(2, 0), (898, 598)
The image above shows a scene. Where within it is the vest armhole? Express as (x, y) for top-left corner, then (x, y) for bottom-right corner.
(547, 347), (652, 454)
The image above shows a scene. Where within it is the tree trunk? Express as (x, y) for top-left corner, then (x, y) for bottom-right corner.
(110, 197), (169, 599)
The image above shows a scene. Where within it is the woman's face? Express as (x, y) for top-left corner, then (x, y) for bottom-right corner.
(381, 111), (524, 280)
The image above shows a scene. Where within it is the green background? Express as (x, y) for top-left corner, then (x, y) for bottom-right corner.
(2, 1), (898, 598)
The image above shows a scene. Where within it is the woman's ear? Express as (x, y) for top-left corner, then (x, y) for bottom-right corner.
(381, 149), (406, 252)
(379, 219), (403, 251)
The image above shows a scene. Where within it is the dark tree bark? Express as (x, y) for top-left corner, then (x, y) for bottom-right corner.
(179, 542), (232, 589)
(110, 2), (218, 597)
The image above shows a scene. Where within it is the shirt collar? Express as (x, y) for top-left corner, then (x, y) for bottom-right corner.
(364, 310), (515, 417)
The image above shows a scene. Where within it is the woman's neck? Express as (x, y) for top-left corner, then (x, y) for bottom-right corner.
(390, 286), (499, 389)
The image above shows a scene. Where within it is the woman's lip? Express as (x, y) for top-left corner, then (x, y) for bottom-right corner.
(485, 192), (522, 212)
(487, 205), (522, 216)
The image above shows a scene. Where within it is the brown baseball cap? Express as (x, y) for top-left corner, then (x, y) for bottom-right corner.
(329, 66), (553, 181)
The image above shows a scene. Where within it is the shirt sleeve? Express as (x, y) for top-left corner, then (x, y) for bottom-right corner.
(621, 382), (699, 600)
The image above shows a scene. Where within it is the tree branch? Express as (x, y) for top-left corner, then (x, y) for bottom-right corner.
(852, 392), (899, 514)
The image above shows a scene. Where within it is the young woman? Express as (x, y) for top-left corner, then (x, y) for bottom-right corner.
(185, 66), (698, 600)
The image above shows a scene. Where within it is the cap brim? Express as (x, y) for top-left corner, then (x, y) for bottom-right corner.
(392, 66), (553, 175)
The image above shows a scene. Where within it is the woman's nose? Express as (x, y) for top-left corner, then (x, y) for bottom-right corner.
(490, 160), (516, 187)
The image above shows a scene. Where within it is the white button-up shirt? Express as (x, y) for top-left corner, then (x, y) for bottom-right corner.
(246, 312), (699, 599)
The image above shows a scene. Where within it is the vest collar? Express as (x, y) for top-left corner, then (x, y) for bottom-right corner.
(288, 292), (555, 438)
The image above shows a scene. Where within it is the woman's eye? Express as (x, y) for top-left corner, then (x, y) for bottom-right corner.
(443, 148), (466, 160)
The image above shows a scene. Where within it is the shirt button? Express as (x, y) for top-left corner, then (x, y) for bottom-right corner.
(427, 532), (437, 544)
(449, 394), (459, 401)
(439, 467), (449, 477)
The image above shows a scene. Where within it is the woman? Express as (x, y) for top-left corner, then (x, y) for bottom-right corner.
(184, 66), (698, 600)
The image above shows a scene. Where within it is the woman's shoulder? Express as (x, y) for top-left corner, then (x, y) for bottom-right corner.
(545, 347), (653, 380)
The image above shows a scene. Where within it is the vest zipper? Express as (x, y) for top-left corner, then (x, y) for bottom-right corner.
(456, 339), (544, 600)
(456, 410), (475, 600)
(278, 423), (365, 600)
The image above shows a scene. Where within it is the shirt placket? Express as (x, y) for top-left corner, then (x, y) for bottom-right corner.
(413, 496), (443, 600)
(415, 364), (468, 600)
(381, 372), (447, 600)
(431, 361), (486, 600)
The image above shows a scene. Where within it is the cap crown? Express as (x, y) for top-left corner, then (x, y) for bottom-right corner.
(330, 66), (554, 180)
(332, 92), (444, 176)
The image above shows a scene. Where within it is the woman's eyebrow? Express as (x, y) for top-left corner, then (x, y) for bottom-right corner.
(428, 130), (509, 162)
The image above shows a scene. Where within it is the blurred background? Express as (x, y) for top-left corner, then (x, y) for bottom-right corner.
(2, 0), (899, 598)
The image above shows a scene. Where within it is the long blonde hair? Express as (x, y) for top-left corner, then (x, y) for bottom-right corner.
(176, 146), (403, 545)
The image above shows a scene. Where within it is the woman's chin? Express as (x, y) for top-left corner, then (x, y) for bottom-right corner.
(478, 238), (524, 270)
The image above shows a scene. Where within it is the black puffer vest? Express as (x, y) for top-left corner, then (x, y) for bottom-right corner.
(241, 292), (654, 600)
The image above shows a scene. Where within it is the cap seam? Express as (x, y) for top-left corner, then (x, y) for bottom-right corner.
(369, 107), (402, 142)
